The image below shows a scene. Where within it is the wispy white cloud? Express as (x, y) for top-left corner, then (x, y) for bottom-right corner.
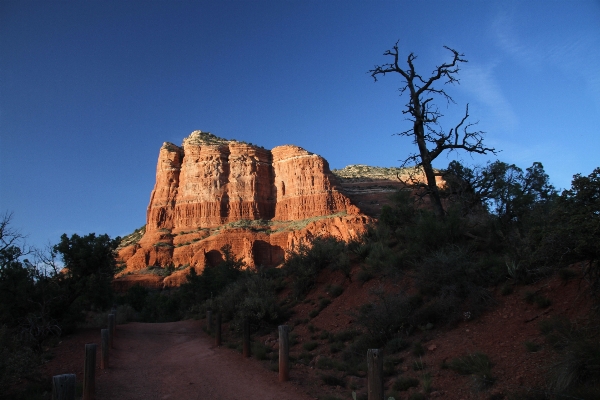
(459, 62), (519, 131)
(491, 7), (600, 105)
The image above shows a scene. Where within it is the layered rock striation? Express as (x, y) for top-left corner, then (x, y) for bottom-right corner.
(118, 131), (369, 285)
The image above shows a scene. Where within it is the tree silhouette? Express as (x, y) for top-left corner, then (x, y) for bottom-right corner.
(370, 42), (497, 216)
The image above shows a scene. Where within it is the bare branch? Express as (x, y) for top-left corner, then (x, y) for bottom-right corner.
(370, 42), (494, 216)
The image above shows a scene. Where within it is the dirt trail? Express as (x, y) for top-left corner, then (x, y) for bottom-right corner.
(95, 320), (314, 400)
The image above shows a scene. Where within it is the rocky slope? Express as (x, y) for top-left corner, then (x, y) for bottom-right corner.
(332, 165), (444, 217)
(117, 131), (370, 287)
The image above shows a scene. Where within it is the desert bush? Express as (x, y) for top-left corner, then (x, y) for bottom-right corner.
(524, 341), (542, 353)
(316, 356), (347, 371)
(365, 241), (402, 274)
(355, 268), (373, 283)
(330, 342), (344, 353)
(251, 341), (271, 360)
(212, 270), (283, 331)
(412, 359), (426, 370)
(421, 372), (433, 393)
(122, 284), (148, 312)
(139, 290), (182, 322)
(412, 342), (425, 357)
(384, 356), (402, 376)
(318, 298), (331, 311)
(415, 245), (497, 323)
(355, 291), (419, 346)
(303, 341), (318, 351)
(448, 352), (495, 390)
(332, 329), (360, 343)
(538, 317), (600, 398)
(0, 325), (39, 389)
(385, 337), (410, 354)
(321, 374), (345, 387)
(283, 236), (350, 297)
(393, 376), (419, 391)
(327, 284), (344, 298)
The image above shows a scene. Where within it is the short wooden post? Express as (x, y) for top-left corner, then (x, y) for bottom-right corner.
(100, 329), (109, 369)
(215, 313), (222, 346)
(367, 349), (383, 400)
(278, 325), (289, 382)
(52, 373), (75, 400)
(108, 314), (115, 348)
(206, 309), (212, 333)
(242, 317), (251, 358)
(83, 343), (96, 400)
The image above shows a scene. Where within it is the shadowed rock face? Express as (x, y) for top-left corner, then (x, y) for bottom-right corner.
(118, 131), (370, 284)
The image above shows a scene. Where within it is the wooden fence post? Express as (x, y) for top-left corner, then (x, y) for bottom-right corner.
(52, 373), (75, 400)
(367, 349), (383, 400)
(242, 317), (251, 358)
(108, 314), (115, 348)
(215, 313), (222, 346)
(83, 343), (96, 400)
(206, 309), (212, 333)
(278, 325), (289, 382)
(111, 307), (117, 327)
(100, 329), (109, 369)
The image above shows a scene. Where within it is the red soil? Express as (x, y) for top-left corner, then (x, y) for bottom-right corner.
(42, 320), (313, 400)
(40, 267), (594, 400)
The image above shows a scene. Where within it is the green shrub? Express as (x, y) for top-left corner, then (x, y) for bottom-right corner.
(317, 357), (346, 371)
(297, 351), (314, 365)
(524, 291), (537, 304)
(212, 270), (283, 330)
(393, 376), (419, 391)
(384, 357), (402, 376)
(539, 318), (600, 397)
(283, 237), (350, 297)
(123, 284), (148, 312)
(524, 292), (551, 309)
(501, 282), (514, 296)
(559, 268), (577, 282)
(415, 245), (496, 324)
(330, 342), (344, 353)
(535, 296), (551, 309)
(318, 298), (332, 311)
(412, 359), (426, 370)
(321, 374), (345, 387)
(355, 268), (373, 283)
(412, 342), (425, 357)
(365, 242), (401, 273)
(333, 329), (360, 343)
(355, 291), (419, 346)
(303, 341), (319, 351)
(448, 352), (495, 390)
(385, 337), (410, 354)
(524, 341), (542, 353)
(252, 341), (270, 360)
(421, 372), (433, 393)
(328, 284), (344, 298)
(309, 310), (319, 319)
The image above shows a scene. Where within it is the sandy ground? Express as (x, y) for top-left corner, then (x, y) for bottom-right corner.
(94, 320), (314, 400)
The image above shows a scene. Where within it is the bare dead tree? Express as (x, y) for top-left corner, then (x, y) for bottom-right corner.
(370, 42), (497, 216)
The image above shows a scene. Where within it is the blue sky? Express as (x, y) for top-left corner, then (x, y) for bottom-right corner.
(1, 0), (599, 250)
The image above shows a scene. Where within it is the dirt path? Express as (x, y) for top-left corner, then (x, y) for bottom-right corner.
(95, 320), (314, 400)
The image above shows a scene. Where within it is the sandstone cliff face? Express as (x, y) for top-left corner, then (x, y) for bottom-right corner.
(117, 131), (369, 285)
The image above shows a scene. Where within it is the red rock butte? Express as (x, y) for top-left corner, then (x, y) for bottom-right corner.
(117, 131), (373, 287)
